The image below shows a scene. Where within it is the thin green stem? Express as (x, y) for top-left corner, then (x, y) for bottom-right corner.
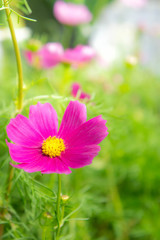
(61, 205), (65, 224)
(3, 0), (24, 111)
(5, 166), (14, 202)
(0, 166), (14, 238)
(0, 224), (4, 240)
(3, 0), (24, 202)
(0, 1), (24, 237)
(56, 174), (61, 239)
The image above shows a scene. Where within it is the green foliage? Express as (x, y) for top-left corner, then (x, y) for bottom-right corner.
(0, 0), (36, 23)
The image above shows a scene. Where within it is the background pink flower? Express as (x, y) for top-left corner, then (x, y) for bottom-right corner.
(24, 43), (64, 69)
(53, 1), (92, 26)
(38, 42), (64, 68)
(72, 83), (91, 101)
(6, 101), (108, 174)
(62, 45), (96, 65)
(24, 50), (33, 65)
(24, 50), (41, 68)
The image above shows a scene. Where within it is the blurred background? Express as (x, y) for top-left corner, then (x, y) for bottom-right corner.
(0, 0), (160, 239)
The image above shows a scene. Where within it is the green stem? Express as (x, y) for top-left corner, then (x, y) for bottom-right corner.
(0, 166), (14, 237)
(5, 166), (14, 202)
(61, 205), (65, 224)
(3, 0), (23, 111)
(3, 0), (24, 198)
(0, 1), (24, 237)
(56, 174), (61, 239)
(0, 224), (4, 240)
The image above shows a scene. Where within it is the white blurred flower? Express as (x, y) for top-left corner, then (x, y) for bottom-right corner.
(0, 27), (31, 42)
(90, 0), (160, 74)
(125, 55), (138, 66)
(120, 0), (147, 8)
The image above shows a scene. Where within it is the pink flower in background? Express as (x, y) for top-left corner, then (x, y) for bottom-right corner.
(24, 50), (41, 68)
(24, 44), (95, 68)
(6, 101), (108, 174)
(38, 43), (64, 68)
(62, 45), (96, 66)
(120, 0), (147, 8)
(53, 1), (92, 25)
(24, 43), (64, 69)
(72, 83), (91, 101)
(24, 50), (33, 65)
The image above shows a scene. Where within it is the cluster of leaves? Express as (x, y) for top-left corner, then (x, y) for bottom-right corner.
(0, 0), (36, 24)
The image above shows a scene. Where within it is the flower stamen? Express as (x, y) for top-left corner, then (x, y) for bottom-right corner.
(42, 136), (65, 158)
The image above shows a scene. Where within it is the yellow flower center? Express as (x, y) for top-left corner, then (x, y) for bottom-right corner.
(42, 136), (66, 158)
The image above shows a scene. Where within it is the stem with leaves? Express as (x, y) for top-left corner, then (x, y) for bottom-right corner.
(4, 0), (24, 199)
(3, 0), (24, 111)
(0, 0), (24, 237)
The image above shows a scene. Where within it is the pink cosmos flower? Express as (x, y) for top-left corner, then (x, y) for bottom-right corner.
(24, 50), (41, 68)
(24, 43), (64, 69)
(62, 45), (96, 66)
(53, 1), (92, 26)
(38, 43), (64, 68)
(72, 83), (91, 101)
(6, 101), (108, 174)
(120, 0), (147, 8)
(24, 50), (33, 65)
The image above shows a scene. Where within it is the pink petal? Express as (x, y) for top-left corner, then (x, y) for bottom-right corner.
(61, 145), (100, 168)
(41, 157), (71, 174)
(79, 92), (91, 100)
(38, 43), (64, 68)
(72, 83), (81, 97)
(65, 115), (108, 147)
(6, 140), (41, 163)
(29, 102), (58, 139)
(58, 101), (87, 139)
(10, 155), (48, 173)
(62, 45), (95, 65)
(6, 114), (44, 147)
(24, 50), (33, 65)
(9, 143), (71, 174)
(71, 83), (91, 100)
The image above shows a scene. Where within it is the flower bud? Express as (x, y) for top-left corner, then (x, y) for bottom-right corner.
(43, 212), (52, 219)
(61, 195), (69, 203)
